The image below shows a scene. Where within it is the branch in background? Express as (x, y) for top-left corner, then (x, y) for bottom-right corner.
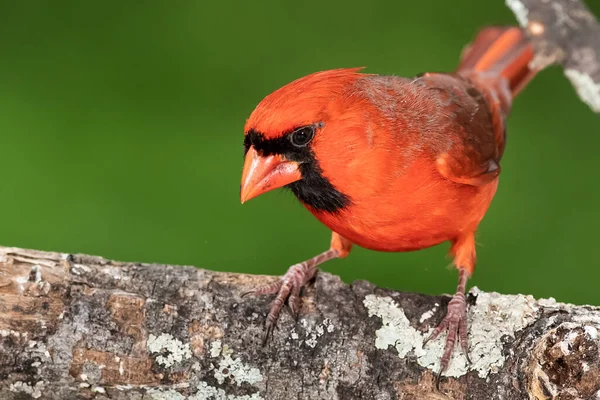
(506, 0), (600, 113)
(0, 246), (599, 399)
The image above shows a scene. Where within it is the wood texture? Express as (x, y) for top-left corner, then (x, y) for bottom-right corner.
(506, 0), (600, 113)
(0, 246), (599, 399)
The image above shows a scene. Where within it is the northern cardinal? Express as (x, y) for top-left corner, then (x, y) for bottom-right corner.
(240, 26), (537, 382)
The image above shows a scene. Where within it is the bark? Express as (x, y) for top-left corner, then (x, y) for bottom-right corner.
(506, 0), (600, 113)
(0, 246), (599, 400)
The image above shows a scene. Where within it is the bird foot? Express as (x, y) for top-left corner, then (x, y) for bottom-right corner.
(423, 292), (471, 390)
(242, 261), (317, 345)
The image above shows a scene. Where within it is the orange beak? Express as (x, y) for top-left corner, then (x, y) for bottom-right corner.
(240, 146), (302, 203)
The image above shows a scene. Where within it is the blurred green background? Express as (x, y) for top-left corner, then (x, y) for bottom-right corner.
(0, 1), (598, 305)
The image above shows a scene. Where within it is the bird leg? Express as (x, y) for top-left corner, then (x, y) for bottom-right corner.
(243, 232), (352, 345)
(244, 249), (338, 345)
(424, 267), (471, 389)
(423, 233), (475, 389)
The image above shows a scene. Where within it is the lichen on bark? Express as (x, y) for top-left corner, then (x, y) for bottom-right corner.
(0, 246), (599, 399)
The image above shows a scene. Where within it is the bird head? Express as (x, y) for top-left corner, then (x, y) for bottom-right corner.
(240, 68), (367, 213)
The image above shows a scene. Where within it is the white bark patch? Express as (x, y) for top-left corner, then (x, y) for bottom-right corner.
(585, 325), (598, 340)
(213, 352), (263, 386)
(210, 339), (222, 358)
(363, 295), (426, 358)
(558, 330), (581, 356)
(0, 329), (26, 338)
(364, 287), (539, 378)
(101, 265), (129, 281)
(323, 318), (335, 333)
(9, 381), (45, 399)
(147, 389), (187, 400)
(71, 263), (91, 275)
(419, 303), (438, 323)
(147, 333), (192, 368)
(295, 318), (335, 348)
(564, 69), (600, 113)
(14, 275), (28, 293)
(505, 0), (529, 26)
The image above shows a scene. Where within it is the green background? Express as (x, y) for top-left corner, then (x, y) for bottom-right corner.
(0, 1), (598, 305)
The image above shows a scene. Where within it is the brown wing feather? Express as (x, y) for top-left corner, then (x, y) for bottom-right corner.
(417, 72), (502, 186)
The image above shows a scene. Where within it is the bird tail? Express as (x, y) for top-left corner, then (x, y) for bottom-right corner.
(457, 26), (537, 115)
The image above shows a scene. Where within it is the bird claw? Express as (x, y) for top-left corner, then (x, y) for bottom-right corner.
(242, 261), (316, 345)
(285, 303), (299, 321)
(262, 323), (275, 346)
(262, 320), (282, 346)
(464, 350), (473, 365)
(423, 292), (470, 391)
(287, 285), (301, 321)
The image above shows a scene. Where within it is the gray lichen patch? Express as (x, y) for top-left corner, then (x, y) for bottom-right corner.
(363, 295), (427, 358)
(146, 388), (187, 400)
(9, 381), (45, 399)
(147, 333), (192, 368)
(213, 353), (263, 386)
(419, 303), (438, 323)
(209, 343), (263, 387)
(284, 317), (336, 348)
(505, 0), (529, 26)
(209, 339), (222, 358)
(364, 287), (540, 378)
(565, 69), (600, 113)
(146, 365), (264, 399)
(81, 360), (104, 383)
(465, 289), (539, 376)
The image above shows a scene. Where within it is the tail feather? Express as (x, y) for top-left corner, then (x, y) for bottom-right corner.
(457, 26), (537, 112)
(457, 26), (537, 159)
(459, 27), (507, 72)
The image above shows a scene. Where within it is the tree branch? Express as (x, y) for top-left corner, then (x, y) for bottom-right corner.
(0, 246), (599, 399)
(506, 0), (600, 113)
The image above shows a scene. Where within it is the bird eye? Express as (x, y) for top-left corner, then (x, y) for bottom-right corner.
(290, 126), (315, 147)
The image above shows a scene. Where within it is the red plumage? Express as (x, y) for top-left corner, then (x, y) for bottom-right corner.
(240, 26), (537, 383)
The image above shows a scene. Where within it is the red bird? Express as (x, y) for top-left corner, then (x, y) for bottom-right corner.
(240, 27), (537, 380)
